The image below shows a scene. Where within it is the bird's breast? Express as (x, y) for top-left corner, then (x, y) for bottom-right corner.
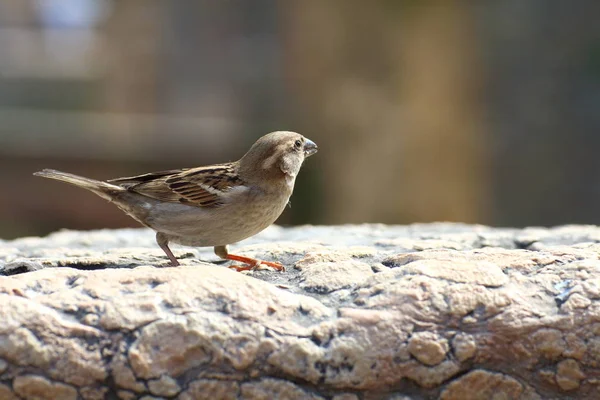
(134, 185), (290, 247)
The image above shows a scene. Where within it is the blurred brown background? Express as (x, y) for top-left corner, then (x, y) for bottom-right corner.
(1, 0), (600, 239)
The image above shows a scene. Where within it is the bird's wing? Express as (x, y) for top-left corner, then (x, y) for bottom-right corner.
(108, 163), (244, 208)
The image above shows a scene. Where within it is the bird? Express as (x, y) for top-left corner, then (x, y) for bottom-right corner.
(33, 131), (318, 271)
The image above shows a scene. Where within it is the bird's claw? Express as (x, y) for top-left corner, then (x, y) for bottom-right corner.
(257, 260), (286, 271)
(226, 256), (285, 272)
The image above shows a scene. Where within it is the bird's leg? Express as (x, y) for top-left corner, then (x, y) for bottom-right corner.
(226, 254), (285, 272)
(156, 232), (180, 266)
(214, 245), (284, 272)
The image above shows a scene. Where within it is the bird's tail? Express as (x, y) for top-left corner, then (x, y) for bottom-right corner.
(33, 169), (124, 201)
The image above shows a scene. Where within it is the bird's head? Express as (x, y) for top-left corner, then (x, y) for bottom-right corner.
(239, 131), (318, 189)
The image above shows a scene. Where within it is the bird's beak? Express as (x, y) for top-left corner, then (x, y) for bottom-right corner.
(304, 138), (318, 157)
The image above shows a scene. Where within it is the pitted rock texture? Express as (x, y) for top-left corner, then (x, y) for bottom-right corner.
(1, 223), (600, 399)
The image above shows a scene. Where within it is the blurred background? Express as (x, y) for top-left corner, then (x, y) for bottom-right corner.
(1, 0), (600, 239)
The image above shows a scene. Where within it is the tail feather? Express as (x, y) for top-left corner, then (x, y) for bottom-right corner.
(33, 169), (124, 201)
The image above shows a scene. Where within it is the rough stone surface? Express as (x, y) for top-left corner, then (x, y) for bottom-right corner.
(13, 375), (78, 400)
(555, 359), (586, 391)
(1, 223), (600, 399)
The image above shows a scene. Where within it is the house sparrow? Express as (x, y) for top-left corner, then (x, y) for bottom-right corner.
(34, 131), (318, 271)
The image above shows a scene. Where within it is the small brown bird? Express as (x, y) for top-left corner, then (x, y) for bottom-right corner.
(34, 131), (317, 271)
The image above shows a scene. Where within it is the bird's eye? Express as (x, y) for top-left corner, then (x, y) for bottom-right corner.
(294, 139), (302, 149)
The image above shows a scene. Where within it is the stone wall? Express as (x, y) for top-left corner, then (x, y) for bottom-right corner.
(1, 224), (599, 399)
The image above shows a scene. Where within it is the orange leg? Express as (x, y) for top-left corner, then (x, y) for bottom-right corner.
(213, 245), (284, 272)
(226, 254), (285, 272)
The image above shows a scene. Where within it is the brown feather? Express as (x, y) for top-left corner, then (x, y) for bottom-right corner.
(108, 163), (244, 208)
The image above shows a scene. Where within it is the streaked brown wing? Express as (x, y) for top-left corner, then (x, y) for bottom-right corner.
(108, 169), (188, 188)
(110, 163), (244, 208)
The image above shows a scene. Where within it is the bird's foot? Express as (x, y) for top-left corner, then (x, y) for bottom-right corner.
(226, 254), (285, 272)
(158, 259), (180, 268)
